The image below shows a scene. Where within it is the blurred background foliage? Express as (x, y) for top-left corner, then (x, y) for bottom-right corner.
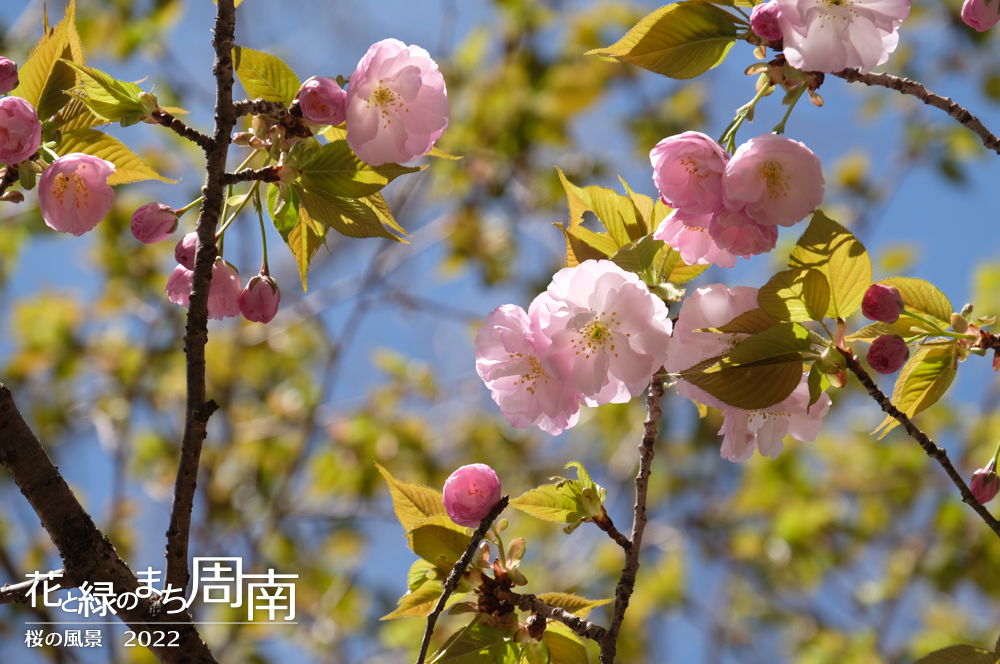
(1, 0), (1000, 663)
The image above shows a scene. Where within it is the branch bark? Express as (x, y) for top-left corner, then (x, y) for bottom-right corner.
(233, 99), (289, 120)
(0, 384), (219, 663)
(223, 166), (281, 184)
(599, 373), (664, 663)
(834, 69), (1000, 156)
(592, 512), (632, 551)
(415, 496), (510, 664)
(838, 347), (1000, 539)
(150, 109), (215, 151)
(164, 0), (237, 595)
(0, 570), (74, 605)
(495, 588), (607, 643)
(0, 164), (20, 199)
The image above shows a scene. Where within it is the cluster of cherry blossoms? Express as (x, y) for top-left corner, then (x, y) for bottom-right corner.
(651, 132), (824, 267)
(0, 38), (449, 326)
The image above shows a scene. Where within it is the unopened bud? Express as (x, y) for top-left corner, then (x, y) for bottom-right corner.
(862, 284), (905, 323)
(971, 460), (999, 504)
(251, 115), (268, 139)
(232, 132), (253, 147)
(137, 91), (159, 117)
(867, 335), (909, 374)
(268, 124), (285, 144)
(0, 190), (24, 203)
(962, 303), (975, 319)
(951, 313), (969, 333)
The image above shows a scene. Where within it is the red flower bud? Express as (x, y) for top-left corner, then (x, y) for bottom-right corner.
(862, 284), (904, 323)
(239, 274), (281, 324)
(971, 460), (999, 504)
(867, 334), (909, 374)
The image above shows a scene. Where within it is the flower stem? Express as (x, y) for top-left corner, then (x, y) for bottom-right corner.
(255, 189), (269, 276)
(174, 197), (203, 218)
(721, 80), (773, 152)
(491, 525), (507, 569)
(772, 83), (807, 134)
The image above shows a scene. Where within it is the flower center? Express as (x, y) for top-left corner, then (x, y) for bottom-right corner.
(759, 161), (790, 200)
(467, 482), (487, 498)
(365, 80), (409, 129)
(510, 354), (550, 395)
(680, 155), (709, 180)
(50, 171), (91, 208)
(570, 312), (622, 359)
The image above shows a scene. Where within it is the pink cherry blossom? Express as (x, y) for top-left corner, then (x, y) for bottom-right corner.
(345, 39), (450, 166)
(775, 0), (911, 74)
(38, 153), (116, 236)
(723, 134), (824, 227)
(861, 283), (904, 322)
(653, 211), (738, 268)
(649, 131), (730, 217)
(442, 464), (502, 528)
(296, 76), (347, 126)
(718, 373), (832, 462)
(666, 283), (761, 410)
(166, 265), (194, 308)
(0, 58), (18, 96)
(707, 209), (779, 258)
(962, 0), (1000, 31)
(208, 258), (241, 320)
(130, 203), (178, 244)
(751, 2), (784, 42)
(867, 334), (909, 373)
(0, 96), (41, 165)
(532, 260), (672, 406)
(175, 232), (198, 270)
(239, 274), (281, 324)
(475, 304), (581, 435)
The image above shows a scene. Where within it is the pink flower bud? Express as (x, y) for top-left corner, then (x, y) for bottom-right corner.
(867, 335), (909, 374)
(442, 464), (502, 528)
(297, 76), (347, 125)
(0, 57), (18, 95)
(0, 96), (41, 165)
(861, 284), (905, 323)
(208, 258), (241, 320)
(971, 460), (999, 504)
(175, 232), (198, 270)
(239, 274), (280, 323)
(751, 2), (783, 41)
(130, 203), (178, 244)
(39, 153), (116, 236)
(165, 264), (194, 308)
(961, 0), (1000, 32)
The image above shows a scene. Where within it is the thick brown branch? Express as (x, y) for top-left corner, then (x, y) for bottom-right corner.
(835, 69), (1000, 156)
(233, 98), (289, 120)
(592, 512), (632, 551)
(495, 588), (607, 643)
(223, 166), (281, 184)
(600, 374), (664, 663)
(150, 109), (214, 151)
(839, 347), (1000, 539)
(164, 0), (237, 595)
(0, 570), (75, 605)
(0, 384), (219, 663)
(415, 496), (510, 664)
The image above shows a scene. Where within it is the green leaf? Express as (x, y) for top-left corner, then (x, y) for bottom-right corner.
(619, 177), (654, 236)
(911, 644), (996, 664)
(360, 191), (410, 240)
(554, 168), (644, 266)
(375, 462), (449, 533)
(873, 346), (957, 439)
(407, 558), (438, 591)
(758, 269), (816, 323)
(510, 485), (589, 524)
(56, 129), (175, 184)
(286, 204), (326, 291)
(696, 308), (780, 335)
(536, 593), (612, 618)
(518, 640), (551, 664)
(802, 269), (831, 321)
(846, 319), (937, 343)
(787, 211), (872, 319)
(722, 323), (814, 367)
(669, 260), (710, 284)
(431, 623), (518, 664)
(807, 364), (823, 414)
(61, 61), (144, 122)
(12, 0), (82, 121)
(300, 140), (425, 198)
(555, 224), (619, 264)
(427, 146), (462, 160)
(298, 184), (402, 241)
(380, 581), (444, 620)
(232, 44), (301, 105)
(266, 183), (299, 241)
(411, 524), (472, 568)
(878, 276), (953, 324)
(679, 354), (804, 410)
(544, 623), (589, 664)
(610, 235), (664, 273)
(56, 98), (107, 131)
(585, 1), (738, 80)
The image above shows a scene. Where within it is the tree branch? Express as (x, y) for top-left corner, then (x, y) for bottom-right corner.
(592, 512), (632, 551)
(838, 347), (1000, 539)
(223, 166), (281, 184)
(150, 109), (215, 151)
(0, 164), (20, 199)
(415, 496), (510, 664)
(164, 0), (237, 595)
(233, 98), (289, 120)
(0, 570), (74, 605)
(0, 384), (220, 663)
(834, 69), (1000, 156)
(600, 373), (665, 663)
(495, 588), (607, 643)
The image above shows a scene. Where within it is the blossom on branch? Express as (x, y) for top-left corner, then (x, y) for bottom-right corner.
(962, 0), (1000, 32)
(39, 153), (116, 236)
(130, 203), (178, 244)
(345, 39), (450, 166)
(0, 57), (17, 95)
(751, 2), (784, 42)
(296, 76), (347, 126)
(867, 334), (909, 373)
(443, 464), (502, 528)
(240, 274), (281, 324)
(0, 96), (41, 165)
(650, 131), (729, 217)
(707, 209), (779, 258)
(653, 211), (738, 268)
(208, 259), (242, 320)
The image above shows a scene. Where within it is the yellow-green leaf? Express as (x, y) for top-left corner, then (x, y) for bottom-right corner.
(679, 354), (804, 410)
(56, 129), (175, 184)
(61, 61), (144, 121)
(287, 204), (326, 291)
(878, 276), (953, 324)
(300, 140), (425, 198)
(536, 593), (612, 618)
(697, 308), (779, 335)
(586, 1), (738, 80)
(911, 644), (996, 664)
(427, 146), (462, 160)
(380, 582), (444, 620)
(360, 191), (410, 240)
(12, 0), (81, 120)
(374, 462), (448, 534)
(723, 323), (814, 367)
(544, 623), (590, 664)
(232, 44), (300, 105)
(410, 524), (471, 568)
(758, 268), (814, 322)
(298, 185), (401, 241)
(788, 211), (872, 319)
(873, 346), (957, 439)
(802, 268), (831, 321)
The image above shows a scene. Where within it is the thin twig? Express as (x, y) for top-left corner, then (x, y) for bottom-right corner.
(0, 164), (20, 198)
(600, 373), (665, 663)
(164, 0), (238, 595)
(592, 512), (632, 551)
(150, 109), (215, 151)
(838, 347), (1000, 539)
(0, 570), (72, 605)
(415, 496), (510, 664)
(495, 588), (607, 642)
(223, 166), (281, 184)
(834, 69), (1000, 156)
(233, 98), (289, 120)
